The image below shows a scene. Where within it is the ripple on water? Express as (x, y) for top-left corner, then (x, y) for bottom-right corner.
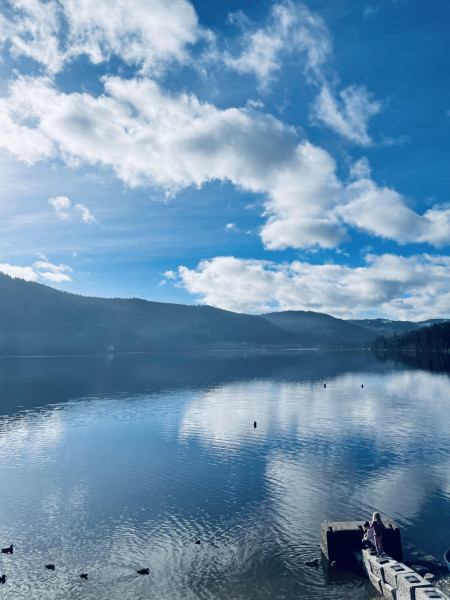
(1, 360), (450, 599)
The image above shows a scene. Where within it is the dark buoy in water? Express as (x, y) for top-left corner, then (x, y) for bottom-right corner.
(304, 558), (319, 567)
(0, 575), (6, 584)
(253, 421), (257, 428)
(45, 564), (55, 570)
(80, 573), (88, 580)
(137, 568), (149, 575)
(323, 383), (326, 388)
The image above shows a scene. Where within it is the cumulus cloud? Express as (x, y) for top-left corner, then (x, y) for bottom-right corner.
(0, 263), (39, 281)
(0, 76), (448, 249)
(311, 84), (381, 146)
(0, 260), (73, 283)
(169, 254), (450, 320)
(224, 1), (331, 88)
(0, 0), (203, 74)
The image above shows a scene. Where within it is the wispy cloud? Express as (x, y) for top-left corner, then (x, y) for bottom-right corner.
(49, 196), (71, 220)
(75, 203), (98, 224)
(49, 196), (98, 224)
(224, 1), (331, 89)
(311, 85), (381, 146)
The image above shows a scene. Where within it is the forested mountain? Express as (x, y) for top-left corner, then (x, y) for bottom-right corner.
(348, 318), (447, 338)
(0, 274), (300, 355)
(373, 322), (450, 353)
(260, 311), (374, 345)
(0, 274), (447, 356)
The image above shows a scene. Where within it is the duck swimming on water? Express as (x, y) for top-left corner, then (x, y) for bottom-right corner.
(1, 545), (13, 554)
(137, 568), (149, 575)
(304, 558), (319, 567)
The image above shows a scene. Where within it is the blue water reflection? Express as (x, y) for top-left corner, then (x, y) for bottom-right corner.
(0, 351), (449, 599)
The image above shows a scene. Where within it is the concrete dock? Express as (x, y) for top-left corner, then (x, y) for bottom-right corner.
(320, 520), (449, 600)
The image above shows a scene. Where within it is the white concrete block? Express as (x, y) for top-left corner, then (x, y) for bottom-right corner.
(371, 555), (398, 580)
(415, 588), (450, 600)
(383, 562), (415, 588)
(379, 579), (397, 600)
(396, 572), (430, 600)
(368, 570), (384, 595)
(362, 547), (378, 574)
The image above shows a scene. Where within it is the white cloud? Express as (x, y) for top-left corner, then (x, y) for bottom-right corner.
(3, 0), (63, 73)
(75, 203), (98, 224)
(49, 195), (97, 224)
(0, 263), (39, 281)
(0, 260), (73, 283)
(169, 254), (450, 320)
(49, 195), (71, 220)
(1, 76), (448, 250)
(311, 84), (381, 145)
(0, 0), (204, 74)
(224, 1), (331, 88)
(363, 5), (380, 18)
(224, 2), (380, 145)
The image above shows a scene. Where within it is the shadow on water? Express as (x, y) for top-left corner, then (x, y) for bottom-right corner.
(373, 350), (450, 375)
(0, 349), (420, 416)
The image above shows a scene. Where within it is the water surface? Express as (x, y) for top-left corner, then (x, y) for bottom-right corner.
(0, 351), (449, 599)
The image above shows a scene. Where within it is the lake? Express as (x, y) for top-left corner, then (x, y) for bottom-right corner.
(0, 351), (449, 599)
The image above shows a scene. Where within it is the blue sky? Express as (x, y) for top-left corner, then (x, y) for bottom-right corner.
(0, 0), (449, 320)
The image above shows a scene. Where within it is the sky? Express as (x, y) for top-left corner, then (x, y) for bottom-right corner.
(0, 0), (449, 321)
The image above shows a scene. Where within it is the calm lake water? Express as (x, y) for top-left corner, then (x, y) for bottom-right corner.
(0, 351), (449, 599)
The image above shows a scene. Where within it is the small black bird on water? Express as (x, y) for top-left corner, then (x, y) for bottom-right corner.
(323, 384), (326, 388)
(137, 568), (149, 575)
(253, 421), (257, 428)
(0, 575), (6, 584)
(1, 545), (13, 554)
(195, 539), (201, 545)
(45, 564), (55, 570)
(80, 573), (88, 580)
(304, 558), (319, 567)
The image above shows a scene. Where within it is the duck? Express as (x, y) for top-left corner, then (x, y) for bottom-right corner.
(45, 564), (55, 570)
(80, 573), (88, 580)
(304, 558), (319, 567)
(0, 575), (6, 584)
(253, 421), (257, 428)
(195, 539), (201, 545)
(1, 545), (13, 554)
(137, 568), (149, 575)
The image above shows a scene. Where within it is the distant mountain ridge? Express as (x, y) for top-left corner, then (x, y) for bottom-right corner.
(261, 310), (374, 345)
(348, 318), (448, 338)
(0, 273), (446, 355)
